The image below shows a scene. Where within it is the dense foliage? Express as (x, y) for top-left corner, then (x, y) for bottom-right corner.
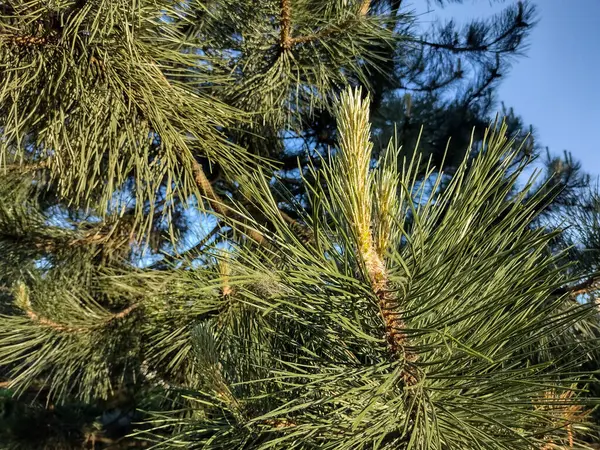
(0, 0), (599, 448)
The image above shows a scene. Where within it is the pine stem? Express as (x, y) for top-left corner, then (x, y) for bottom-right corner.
(280, 0), (293, 50)
(190, 159), (266, 245)
(336, 89), (418, 384)
(280, 0), (372, 49)
(15, 284), (138, 333)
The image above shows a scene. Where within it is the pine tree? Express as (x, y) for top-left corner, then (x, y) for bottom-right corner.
(542, 162), (600, 443)
(277, 0), (541, 207)
(0, 1), (598, 449)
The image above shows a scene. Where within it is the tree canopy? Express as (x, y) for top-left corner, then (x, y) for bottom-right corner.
(0, 1), (599, 448)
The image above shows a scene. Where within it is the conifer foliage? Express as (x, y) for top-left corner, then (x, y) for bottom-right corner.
(0, 0), (598, 449)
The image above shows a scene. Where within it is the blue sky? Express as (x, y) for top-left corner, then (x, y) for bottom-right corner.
(415, 0), (600, 176)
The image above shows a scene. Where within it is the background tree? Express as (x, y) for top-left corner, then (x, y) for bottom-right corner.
(2, 85), (599, 448)
(275, 0), (540, 207)
(1, 0), (599, 448)
(0, 0), (546, 258)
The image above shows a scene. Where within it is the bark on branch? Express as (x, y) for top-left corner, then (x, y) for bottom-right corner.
(553, 276), (600, 297)
(280, 0), (293, 50)
(190, 159), (266, 245)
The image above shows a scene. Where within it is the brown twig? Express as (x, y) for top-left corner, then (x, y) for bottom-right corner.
(289, 23), (350, 47)
(553, 276), (600, 297)
(358, 0), (371, 17)
(23, 304), (139, 333)
(280, 0), (293, 50)
(24, 307), (84, 332)
(0, 160), (49, 172)
(148, 223), (224, 270)
(191, 159), (228, 217)
(110, 303), (139, 321)
(191, 159), (266, 245)
(364, 246), (418, 385)
(262, 418), (296, 429)
(7, 34), (54, 47)
(281, 212), (313, 245)
(0, 379), (48, 391)
(572, 284), (600, 297)
(242, 198), (314, 246)
(16, 284), (139, 333)
(538, 388), (587, 450)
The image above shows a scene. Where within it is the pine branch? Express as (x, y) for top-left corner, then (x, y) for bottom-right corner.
(417, 9), (527, 55)
(280, 0), (293, 50)
(0, 220), (132, 254)
(335, 89), (418, 384)
(148, 223), (223, 270)
(464, 55), (502, 105)
(280, 0), (372, 49)
(15, 284), (139, 333)
(190, 159), (312, 247)
(554, 276), (600, 297)
(191, 159), (229, 218)
(191, 159), (266, 245)
(1, 160), (49, 172)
